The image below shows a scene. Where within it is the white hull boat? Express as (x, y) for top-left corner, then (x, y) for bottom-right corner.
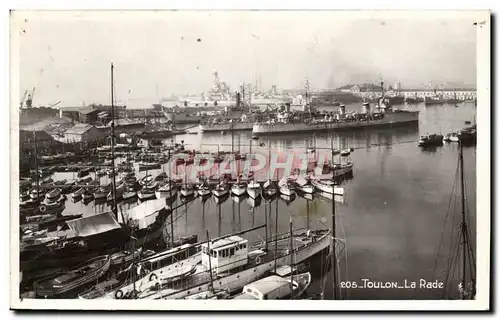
(311, 180), (344, 196)
(231, 183), (247, 196)
(246, 181), (261, 199)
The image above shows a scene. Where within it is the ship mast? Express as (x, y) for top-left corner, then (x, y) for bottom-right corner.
(331, 136), (338, 300)
(459, 142), (475, 299)
(110, 63), (118, 219)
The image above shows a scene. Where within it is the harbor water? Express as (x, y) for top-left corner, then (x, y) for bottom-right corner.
(50, 102), (476, 299)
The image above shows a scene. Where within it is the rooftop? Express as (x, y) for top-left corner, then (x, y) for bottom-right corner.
(65, 124), (95, 135)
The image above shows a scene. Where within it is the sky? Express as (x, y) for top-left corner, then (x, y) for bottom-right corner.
(13, 11), (478, 107)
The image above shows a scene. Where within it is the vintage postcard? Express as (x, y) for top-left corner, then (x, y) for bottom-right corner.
(9, 9), (490, 311)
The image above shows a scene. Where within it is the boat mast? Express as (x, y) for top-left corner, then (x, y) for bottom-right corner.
(274, 198), (278, 272)
(206, 230), (215, 293)
(331, 136), (338, 300)
(169, 153), (174, 248)
(32, 131), (39, 202)
(289, 214), (294, 299)
(459, 142), (469, 300)
(110, 63), (118, 219)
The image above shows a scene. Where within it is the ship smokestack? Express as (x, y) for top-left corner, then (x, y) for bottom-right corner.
(339, 104), (346, 116)
(236, 92), (241, 108)
(362, 102), (371, 115)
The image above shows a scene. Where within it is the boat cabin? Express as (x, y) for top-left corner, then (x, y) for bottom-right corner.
(141, 243), (201, 271)
(234, 275), (293, 300)
(202, 235), (248, 274)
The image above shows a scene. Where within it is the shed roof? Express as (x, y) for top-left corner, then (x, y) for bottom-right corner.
(65, 124), (94, 135)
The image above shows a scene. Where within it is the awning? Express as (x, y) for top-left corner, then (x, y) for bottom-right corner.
(118, 200), (165, 230)
(65, 212), (122, 238)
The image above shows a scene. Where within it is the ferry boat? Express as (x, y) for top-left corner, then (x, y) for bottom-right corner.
(252, 103), (419, 135)
(129, 228), (330, 300)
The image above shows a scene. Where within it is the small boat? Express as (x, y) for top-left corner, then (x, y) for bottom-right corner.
(29, 188), (45, 200)
(311, 180), (344, 196)
(418, 134), (444, 147)
(232, 272), (311, 300)
(294, 176), (314, 194)
(231, 181), (247, 196)
(137, 183), (157, 200)
(77, 175), (92, 184)
(45, 188), (62, 202)
(138, 162), (161, 171)
(263, 179), (278, 198)
(33, 255), (111, 298)
(122, 186), (138, 200)
(278, 177), (294, 197)
(138, 175), (153, 186)
(93, 186), (109, 200)
(155, 181), (177, 199)
(340, 149), (351, 156)
(180, 184), (195, 197)
(246, 180), (261, 199)
(212, 181), (229, 197)
(110, 248), (143, 267)
(71, 187), (86, 199)
(197, 183), (211, 197)
(82, 189), (94, 202)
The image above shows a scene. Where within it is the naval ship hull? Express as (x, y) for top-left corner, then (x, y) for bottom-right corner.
(253, 111), (419, 135)
(199, 122), (254, 133)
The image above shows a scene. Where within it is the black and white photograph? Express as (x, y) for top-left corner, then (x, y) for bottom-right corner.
(9, 9), (490, 311)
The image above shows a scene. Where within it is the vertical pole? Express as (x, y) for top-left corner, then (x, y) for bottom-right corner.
(206, 230), (215, 293)
(110, 63), (118, 218)
(274, 198), (278, 272)
(33, 131), (39, 202)
(459, 142), (467, 300)
(289, 214), (294, 299)
(264, 199), (268, 251)
(331, 135), (337, 300)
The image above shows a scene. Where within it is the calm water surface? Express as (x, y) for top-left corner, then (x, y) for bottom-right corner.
(53, 102), (477, 299)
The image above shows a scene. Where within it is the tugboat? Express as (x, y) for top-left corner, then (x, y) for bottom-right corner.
(418, 134), (444, 147)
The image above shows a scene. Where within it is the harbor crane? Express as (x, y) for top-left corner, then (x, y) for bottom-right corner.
(24, 87), (36, 108)
(20, 90), (28, 109)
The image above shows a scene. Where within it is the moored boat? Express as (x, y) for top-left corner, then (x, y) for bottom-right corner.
(137, 182), (157, 201)
(231, 181), (247, 196)
(33, 255), (111, 298)
(246, 180), (261, 199)
(311, 179), (344, 196)
(232, 272), (311, 300)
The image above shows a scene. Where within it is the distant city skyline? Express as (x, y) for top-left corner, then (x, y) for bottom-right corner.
(14, 11), (478, 107)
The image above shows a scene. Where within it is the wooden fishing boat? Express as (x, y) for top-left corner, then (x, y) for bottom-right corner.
(33, 255), (111, 298)
(197, 182), (211, 196)
(110, 248), (143, 267)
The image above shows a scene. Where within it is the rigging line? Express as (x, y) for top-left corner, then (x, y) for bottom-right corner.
(433, 160), (460, 280)
(337, 209), (349, 299)
(442, 232), (462, 299)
